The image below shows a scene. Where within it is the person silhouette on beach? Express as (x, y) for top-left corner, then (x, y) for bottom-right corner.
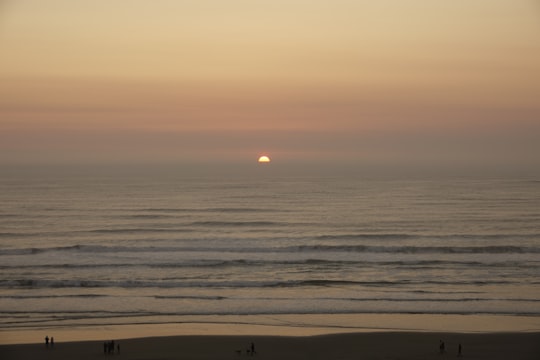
(45, 335), (49, 348)
(439, 340), (445, 354)
(458, 343), (462, 357)
(51, 337), (54, 348)
(251, 342), (256, 356)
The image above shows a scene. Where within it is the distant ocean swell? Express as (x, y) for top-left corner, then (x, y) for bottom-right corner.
(2, 295), (539, 303)
(2, 308), (539, 322)
(2, 278), (539, 290)
(1, 243), (539, 255)
(2, 230), (540, 240)
(1, 176), (539, 331)
(1, 259), (538, 269)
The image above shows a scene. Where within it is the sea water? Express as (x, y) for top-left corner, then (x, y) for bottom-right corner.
(1, 169), (539, 332)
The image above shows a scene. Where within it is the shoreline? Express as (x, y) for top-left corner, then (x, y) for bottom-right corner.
(1, 313), (539, 345)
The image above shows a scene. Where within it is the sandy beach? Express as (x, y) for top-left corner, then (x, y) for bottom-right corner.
(2, 314), (540, 359)
(1, 331), (539, 360)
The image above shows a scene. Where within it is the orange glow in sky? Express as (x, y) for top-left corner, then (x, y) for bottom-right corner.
(0, 1), (539, 174)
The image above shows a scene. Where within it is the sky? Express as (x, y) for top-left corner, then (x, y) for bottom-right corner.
(1, 0), (539, 175)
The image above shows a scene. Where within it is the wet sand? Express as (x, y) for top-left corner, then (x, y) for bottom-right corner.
(1, 331), (539, 360)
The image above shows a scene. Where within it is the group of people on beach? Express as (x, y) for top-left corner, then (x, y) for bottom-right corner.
(236, 342), (256, 356)
(104, 340), (119, 354)
(44, 335), (54, 348)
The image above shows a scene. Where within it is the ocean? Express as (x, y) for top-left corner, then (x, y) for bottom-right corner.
(1, 169), (539, 333)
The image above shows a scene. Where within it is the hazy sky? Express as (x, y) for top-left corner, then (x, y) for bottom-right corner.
(1, 1), (539, 175)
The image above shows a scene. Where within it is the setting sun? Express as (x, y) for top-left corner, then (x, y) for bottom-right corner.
(258, 155), (271, 163)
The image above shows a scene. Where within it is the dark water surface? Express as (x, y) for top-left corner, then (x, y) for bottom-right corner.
(1, 171), (539, 330)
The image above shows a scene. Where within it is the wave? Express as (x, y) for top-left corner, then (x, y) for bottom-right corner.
(153, 295), (226, 300)
(0, 294), (225, 301)
(2, 308), (539, 325)
(295, 244), (540, 254)
(1, 278), (533, 290)
(117, 208), (282, 219)
(141, 207), (283, 213)
(0, 228), (194, 238)
(2, 243), (540, 256)
(2, 228), (539, 242)
(1, 259), (538, 270)
(0, 214), (18, 218)
(0, 232), (26, 238)
(315, 234), (416, 241)
(0, 244), (190, 255)
(0, 294), (108, 299)
(124, 214), (179, 219)
(315, 233), (540, 241)
(85, 228), (193, 234)
(189, 221), (285, 227)
(2, 294), (538, 303)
